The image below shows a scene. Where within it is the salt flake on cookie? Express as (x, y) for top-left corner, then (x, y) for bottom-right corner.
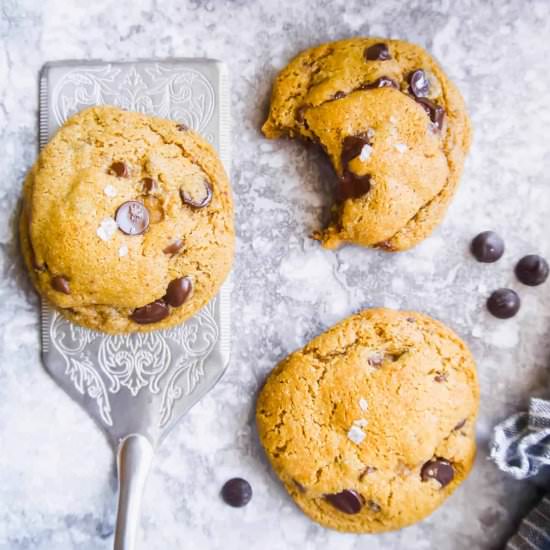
(96, 217), (118, 241)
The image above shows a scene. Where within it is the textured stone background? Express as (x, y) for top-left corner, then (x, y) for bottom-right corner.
(1, 0), (550, 548)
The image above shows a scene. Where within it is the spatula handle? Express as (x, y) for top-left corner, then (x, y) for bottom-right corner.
(113, 434), (154, 550)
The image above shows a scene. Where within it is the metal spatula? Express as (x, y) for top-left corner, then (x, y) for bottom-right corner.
(38, 59), (231, 550)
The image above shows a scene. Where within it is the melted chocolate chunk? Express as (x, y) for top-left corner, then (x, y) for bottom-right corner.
(324, 490), (364, 514)
(130, 300), (169, 324)
(221, 478), (252, 507)
(341, 133), (372, 166)
(339, 172), (371, 200)
(421, 459), (454, 487)
(364, 43), (391, 61)
(471, 231), (505, 263)
(333, 90), (346, 99)
(434, 373), (448, 383)
(163, 239), (184, 256)
(115, 201), (150, 235)
(487, 288), (521, 319)
(164, 277), (193, 307)
(359, 76), (399, 90)
(409, 69), (430, 98)
(414, 97), (445, 131)
(515, 255), (549, 286)
(108, 161), (129, 178)
(141, 177), (158, 194)
(51, 275), (70, 294)
(180, 179), (213, 209)
(176, 123), (188, 131)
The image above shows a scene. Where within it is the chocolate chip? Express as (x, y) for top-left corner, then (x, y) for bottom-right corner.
(487, 288), (521, 319)
(333, 90), (346, 99)
(414, 98), (445, 131)
(421, 459), (454, 487)
(364, 43), (391, 61)
(180, 179), (213, 209)
(453, 419), (467, 431)
(366, 500), (382, 513)
(359, 76), (399, 90)
(115, 201), (150, 235)
(409, 69), (430, 98)
(293, 479), (307, 493)
(434, 373), (448, 383)
(221, 478), (252, 507)
(141, 177), (158, 194)
(324, 490), (364, 514)
(109, 161), (129, 178)
(163, 239), (184, 256)
(130, 300), (169, 324)
(176, 123), (188, 131)
(51, 276), (70, 294)
(164, 277), (193, 307)
(515, 255), (549, 286)
(339, 172), (371, 200)
(471, 231), (505, 263)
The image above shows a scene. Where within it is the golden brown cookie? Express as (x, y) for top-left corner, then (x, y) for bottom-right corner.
(20, 106), (234, 333)
(262, 38), (472, 251)
(256, 308), (479, 533)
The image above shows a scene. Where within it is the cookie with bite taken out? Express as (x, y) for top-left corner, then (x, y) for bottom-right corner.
(262, 38), (472, 251)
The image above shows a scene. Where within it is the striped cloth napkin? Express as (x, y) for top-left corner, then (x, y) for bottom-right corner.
(491, 398), (550, 549)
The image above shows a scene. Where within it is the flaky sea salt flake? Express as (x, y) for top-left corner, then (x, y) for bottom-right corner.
(347, 425), (366, 444)
(104, 184), (117, 197)
(118, 245), (128, 257)
(394, 143), (408, 153)
(96, 217), (118, 241)
(359, 144), (373, 162)
(359, 398), (368, 411)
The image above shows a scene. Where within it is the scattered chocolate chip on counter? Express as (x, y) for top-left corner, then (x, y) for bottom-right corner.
(515, 254), (549, 286)
(487, 288), (521, 319)
(471, 231), (505, 263)
(221, 478), (252, 508)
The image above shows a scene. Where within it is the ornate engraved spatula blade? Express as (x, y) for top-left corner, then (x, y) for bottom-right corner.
(38, 59), (231, 550)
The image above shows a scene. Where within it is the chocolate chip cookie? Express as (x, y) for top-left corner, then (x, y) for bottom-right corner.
(256, 308), (479, 532)
(20, 106), (234, 333)
(262, 38), (472, 251)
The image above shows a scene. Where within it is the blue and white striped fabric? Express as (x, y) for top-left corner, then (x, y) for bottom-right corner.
(491, 398), (550, 549)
